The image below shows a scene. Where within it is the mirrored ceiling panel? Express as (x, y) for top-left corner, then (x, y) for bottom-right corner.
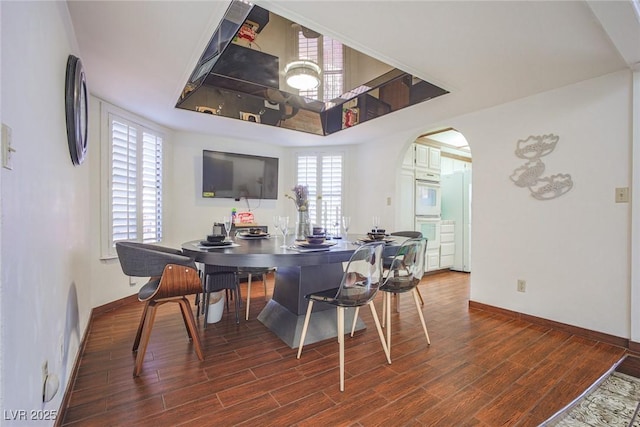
(176, 0), (449, 136)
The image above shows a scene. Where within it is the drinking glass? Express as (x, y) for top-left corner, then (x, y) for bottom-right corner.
(372, 216), (380, 232)
(342, 216), (351, 239)
(223, 216), (232, 241)
(272, 215), (280, 237)
(279, 216), (289, 245)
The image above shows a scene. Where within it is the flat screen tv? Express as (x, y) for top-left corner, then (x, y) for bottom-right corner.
(202, 150), (278, 199)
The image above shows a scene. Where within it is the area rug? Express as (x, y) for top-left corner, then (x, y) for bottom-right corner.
(541, 355), (640, 426)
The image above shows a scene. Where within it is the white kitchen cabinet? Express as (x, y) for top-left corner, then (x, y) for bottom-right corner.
(439, 220), (455, 269)
(415, 144), (441, 173)
(402, 144), (415, 169)
(426, 249), (440, 272)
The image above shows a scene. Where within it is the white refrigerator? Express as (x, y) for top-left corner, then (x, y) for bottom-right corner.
(440, 170), (471, 272)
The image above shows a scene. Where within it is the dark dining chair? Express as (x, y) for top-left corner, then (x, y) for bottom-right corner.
(296, 242), (390, 391)
(201, 264), (241, 325)
(115, 241), (204, 376)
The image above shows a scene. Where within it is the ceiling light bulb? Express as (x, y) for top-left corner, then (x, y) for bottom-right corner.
(285, 60), (321, 90)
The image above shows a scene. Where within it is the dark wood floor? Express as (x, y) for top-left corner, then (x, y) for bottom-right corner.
(61, 271), (629, 426)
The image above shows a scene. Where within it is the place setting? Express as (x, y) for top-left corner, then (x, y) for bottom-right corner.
(235, 227), (270, 240)
(197, 216), (241, 249)
(197, 234), (239, 249)
(355, 216), (395, 245)
(288, 233), (338, 252)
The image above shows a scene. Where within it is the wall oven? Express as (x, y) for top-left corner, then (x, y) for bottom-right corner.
(415, 174), (441, 217)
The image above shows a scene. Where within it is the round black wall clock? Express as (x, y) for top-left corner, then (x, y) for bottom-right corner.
(65, 54), (88, 166)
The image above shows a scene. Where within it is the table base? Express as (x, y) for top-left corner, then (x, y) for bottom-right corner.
(257, 299), (366, 348)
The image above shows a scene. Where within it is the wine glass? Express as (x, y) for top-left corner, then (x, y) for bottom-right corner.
(278, 215), (289, 245)
(342, 216), (351, 239)
(372, 216), (380, 232)
(272, 215), (280, 238)
(223, 216), (232, 241)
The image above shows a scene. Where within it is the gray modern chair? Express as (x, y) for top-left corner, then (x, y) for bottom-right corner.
(115, 241), (204, 376)
(296, 242), (391, 391)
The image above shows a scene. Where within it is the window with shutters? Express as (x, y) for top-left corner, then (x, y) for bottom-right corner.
(102, 109), (163, 258)
(295, 152), (344, 233)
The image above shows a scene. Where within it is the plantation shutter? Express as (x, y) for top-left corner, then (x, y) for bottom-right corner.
(111, 117), (138, 242)
(109, 114), (163, 249)
(296, 152), (343, 230)
(141, 131), (163, 243)
(320, 154), (343, 232)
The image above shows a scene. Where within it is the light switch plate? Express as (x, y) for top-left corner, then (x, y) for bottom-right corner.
(1, 123), (14, 170)
(615, 187), (629, 203)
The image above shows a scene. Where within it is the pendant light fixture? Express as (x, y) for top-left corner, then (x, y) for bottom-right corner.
(284, 60), (321, 91)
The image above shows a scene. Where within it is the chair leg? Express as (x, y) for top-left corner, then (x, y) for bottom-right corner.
(177, 297), (204, 361)
(134, 301), (158, 377)
(203, 289), (211, 328)
(369, 300), (391, 364)
(296, 300), (314, 359)
(179, 300), (193, 341)
(416, 286), (425, 306)
(413, 288), (430, 345)
(245, 273), (252, 321)
(233, 282), (240, 324)
(338, 306), (345, 392)
(350, 307), (360, 337)
(386, 292), (392, 353)
(382, 292), (386, 328)
(132, 301), (150, 352)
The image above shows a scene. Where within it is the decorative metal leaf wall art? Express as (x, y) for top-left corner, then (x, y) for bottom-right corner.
(509, 134), (573, 200)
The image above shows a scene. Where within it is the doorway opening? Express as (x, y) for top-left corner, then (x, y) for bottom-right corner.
(403, 127), (472, 273)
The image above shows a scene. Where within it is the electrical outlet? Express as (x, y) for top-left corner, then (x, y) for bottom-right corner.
(517, 279), (526, 292)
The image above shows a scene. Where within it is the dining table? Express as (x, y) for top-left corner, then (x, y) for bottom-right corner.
(182, 233), (403, 348)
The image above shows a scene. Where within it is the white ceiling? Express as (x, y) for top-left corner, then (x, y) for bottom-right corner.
(67, 0), (640, 147)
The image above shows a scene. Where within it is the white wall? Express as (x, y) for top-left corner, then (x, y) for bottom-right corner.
(165, 132), (367, 246)
(165, 131), (288, 246)
(449, 70), (631, 338)
(1, 1), (92, 422)
(360, 70), (632, 339)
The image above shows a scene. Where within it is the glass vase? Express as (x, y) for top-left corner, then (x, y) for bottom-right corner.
(295, 209), (311, 241)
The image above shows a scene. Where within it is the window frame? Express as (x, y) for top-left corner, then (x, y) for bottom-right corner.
(294, 150), (345, 233)
(100, 101), (166, 259)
